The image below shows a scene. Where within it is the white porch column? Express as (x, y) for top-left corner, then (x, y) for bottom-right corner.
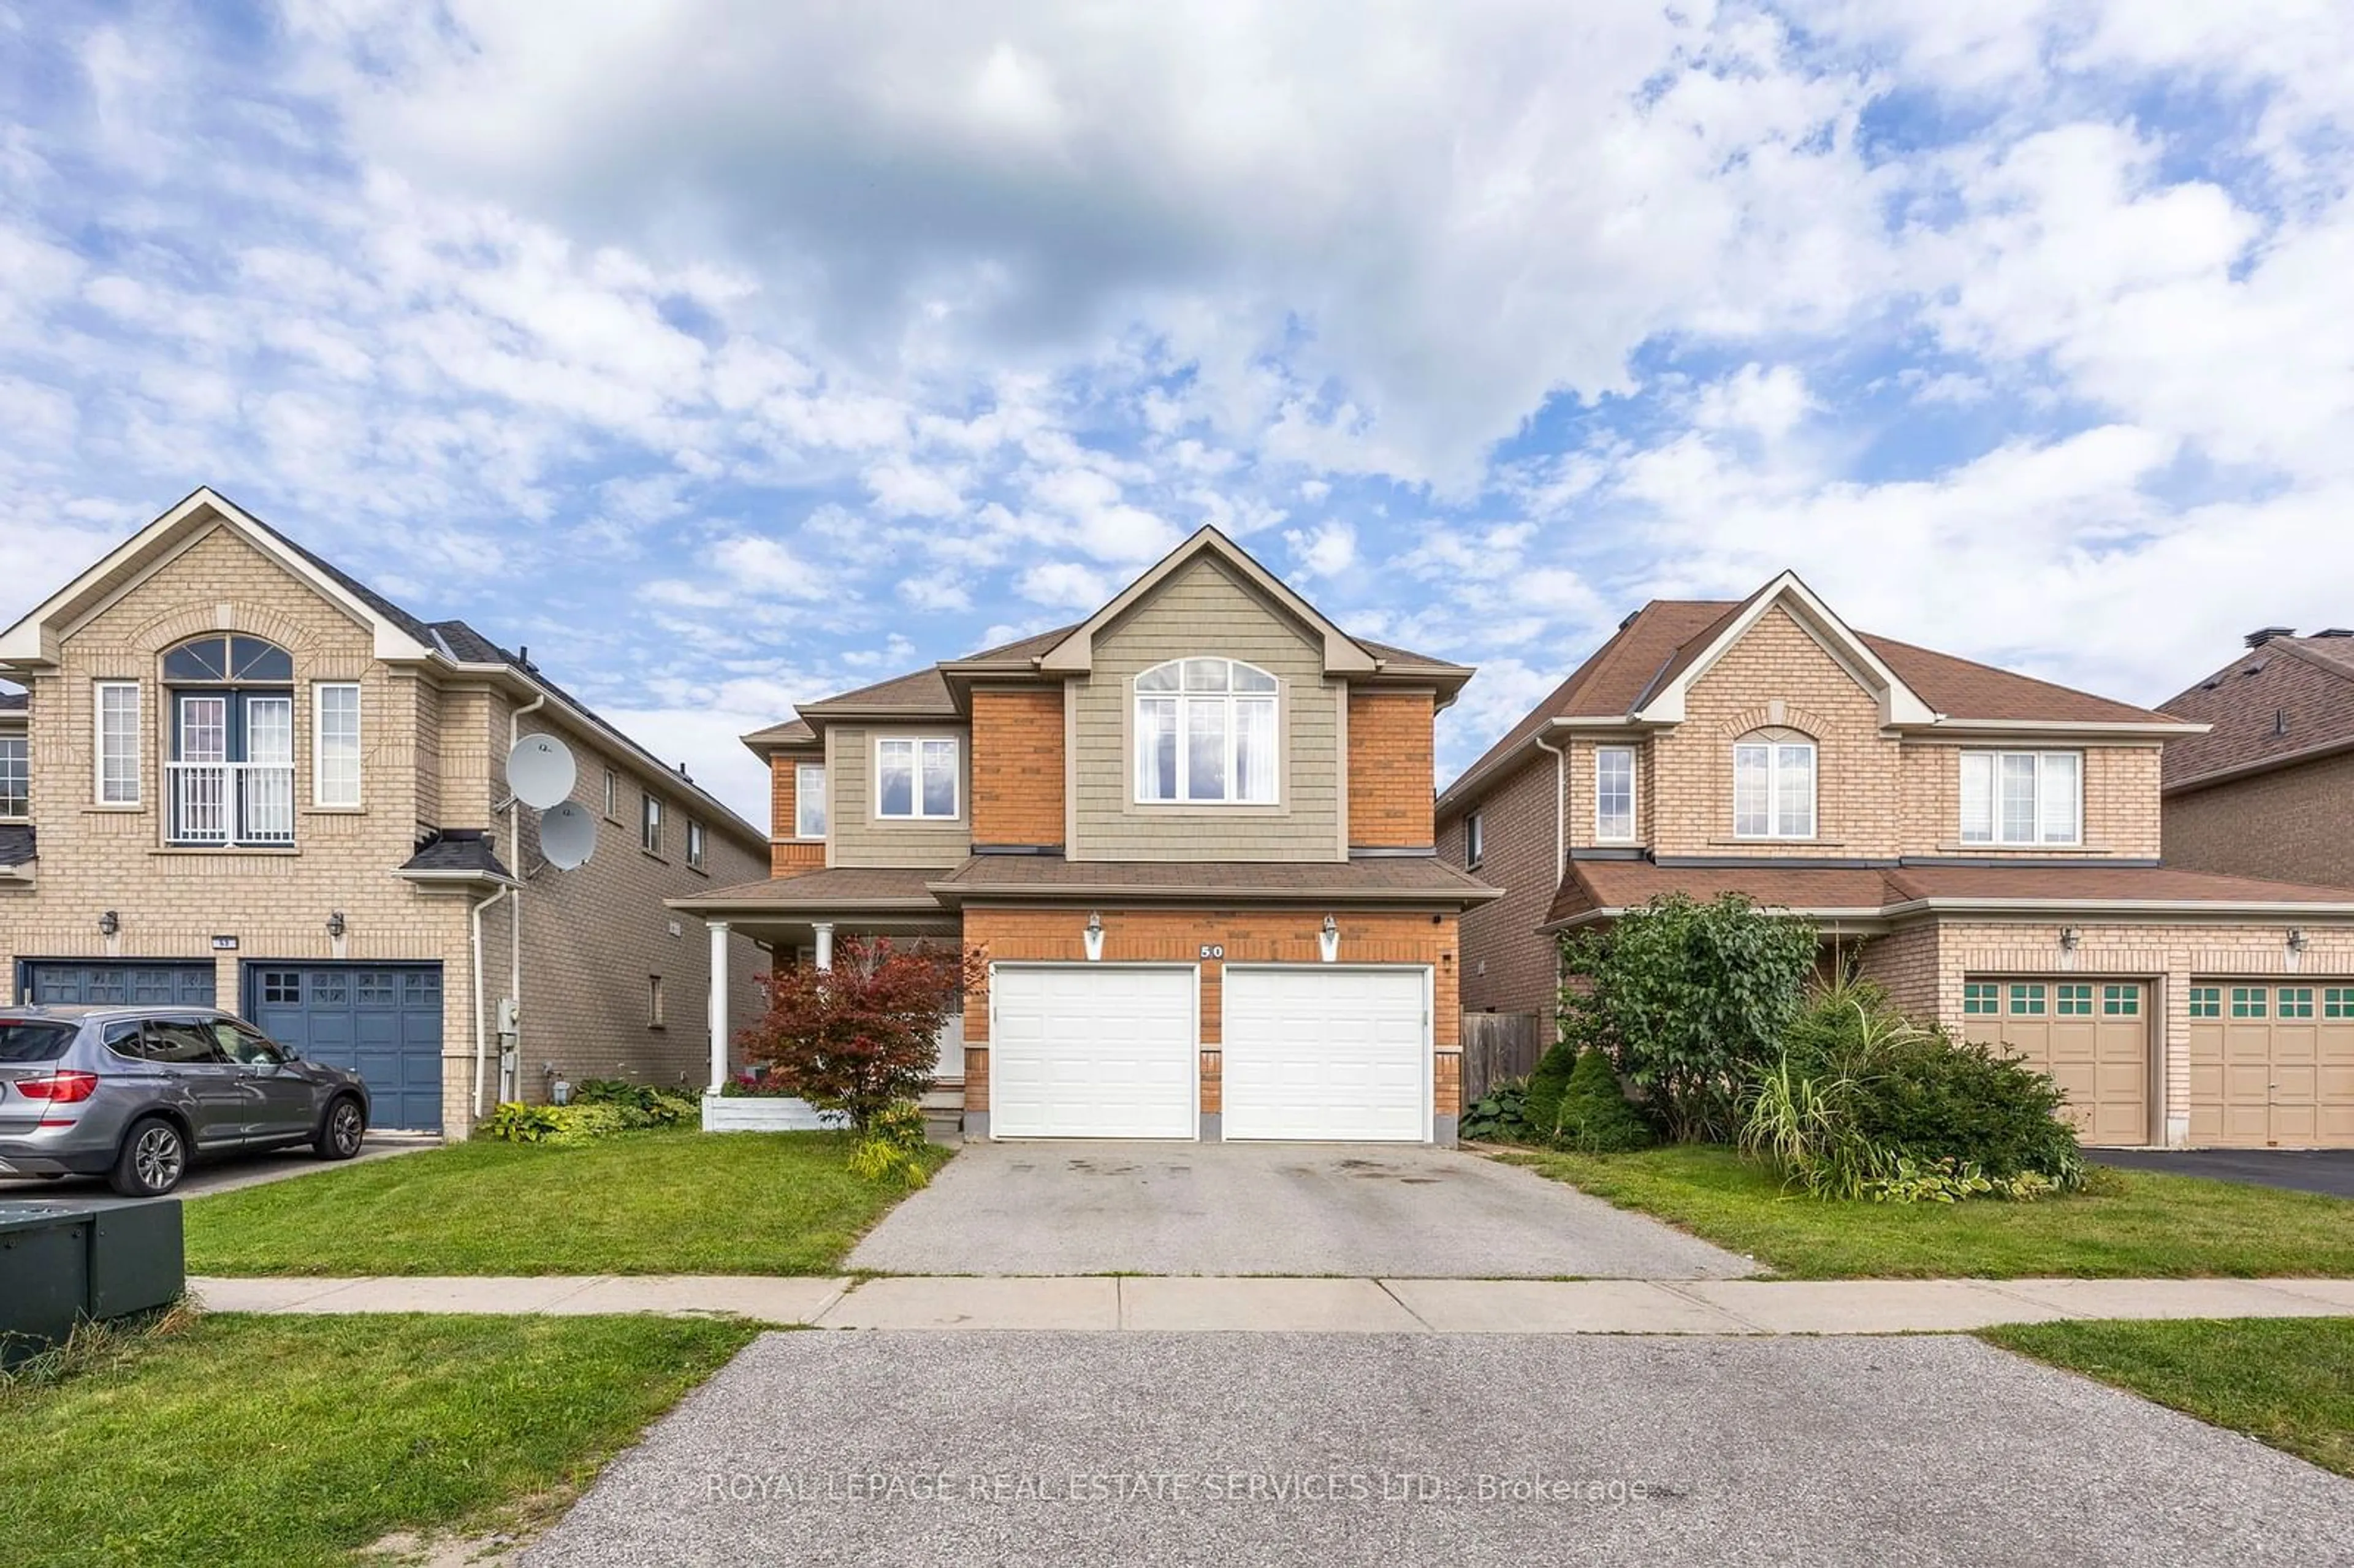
(813, 922), (835, 971)
(707, 919), (731, 1092)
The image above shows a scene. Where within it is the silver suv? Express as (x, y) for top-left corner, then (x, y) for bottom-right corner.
(0, 1006), (371, 1197)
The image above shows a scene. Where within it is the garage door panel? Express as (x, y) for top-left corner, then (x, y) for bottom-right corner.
(989, 966), (1195, 1140)
(249, 964), (443, 1132)
(22, 962), (215, 1008)
(1962, 979), (2147, 1146)
(1223, 967), (1426, 1143)
(2191, 984), (2354, 1147)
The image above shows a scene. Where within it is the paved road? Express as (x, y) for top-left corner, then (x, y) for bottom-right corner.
(2093, 1147), (2354, 1200)
(526, 1332), (2354, 1567)
(848, 1141), (1754, 1278)
(0, 1133), (435, 1205)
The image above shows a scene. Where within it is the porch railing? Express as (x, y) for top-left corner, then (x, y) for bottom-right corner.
(168, 762), (295, 846)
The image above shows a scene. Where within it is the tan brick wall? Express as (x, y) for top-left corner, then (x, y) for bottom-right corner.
(970, 687), (1065, 847)
(959, 906), (1462, 1117)
(2165, 752), (2354, 891)
(1859, 915), (2354, 1146)
(1441, 752), (1561, 1022)
(1654, 604), (1902, 857)
(765, 748), (826, 877)
(1346, 690), (1435, 848)
(0, 521), (768, 1136)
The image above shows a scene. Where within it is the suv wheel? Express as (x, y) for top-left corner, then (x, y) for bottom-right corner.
(315, 1096), (366, 1160)
(112, 1116), (188, 1197)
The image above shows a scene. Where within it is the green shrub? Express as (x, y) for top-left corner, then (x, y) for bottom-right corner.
(1522, 1041), (1579, 1135)
(1458, 1083), (1533, 1144)
(847, 1099), (932, 1189)
(1545, 1048), (1658, 1152)
(1559, 893), (1819, 1142)
(481, 1101), (631, 1147)
(1852, 1035), (2085, 1189)
(571, 1079), (699, 1128)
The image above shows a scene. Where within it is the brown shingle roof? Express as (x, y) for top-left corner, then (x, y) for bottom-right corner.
(741, 718), (817, 752)
(1545, 858), (2354, 926)
(932, 854), (1502, 905)
(2159, 636), (2354, 790)
(1858, 636), (2169, 725)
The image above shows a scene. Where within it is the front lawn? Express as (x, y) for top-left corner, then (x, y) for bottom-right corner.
(0, 1311), (756, 1568)
(188, 1128), (949, 1276)
(1984, 1319), (2354, 1479)
(1504, 1144), (2354, 1279)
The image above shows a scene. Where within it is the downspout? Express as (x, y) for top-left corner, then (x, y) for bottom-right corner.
(1533, 731), (1567, 1030)
(469, 883), (509, 1121)
(500, 688), (548, 1103)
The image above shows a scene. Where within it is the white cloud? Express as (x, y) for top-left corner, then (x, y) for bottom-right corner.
(1283, 519), (1356, 577)
(1016, 559), (1116, 610)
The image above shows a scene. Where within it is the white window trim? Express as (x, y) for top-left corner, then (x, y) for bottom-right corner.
(1959, 749), (2083, 847)
(686, 817), (706, 870)
(312, 682), (363, 809)
(641, 791), (664, 854)
(1732, 738), (1817, 840)
(602, 767), (619, 821)
(874, 736), (961, 821)
(1131, 657), (1282, 807)
(794, 761), (827, 840)
(94, 680), (141, 806)
(1465, 811), (1484, 868)
(0, 733), (26, 821)
(1594, 745), (1637, 843)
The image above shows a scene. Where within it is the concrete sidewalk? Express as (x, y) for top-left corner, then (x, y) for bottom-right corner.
(190, 1273), (2354, 1334)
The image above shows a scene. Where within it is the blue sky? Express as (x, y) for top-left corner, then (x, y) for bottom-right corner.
(3, 1), (2351, 828)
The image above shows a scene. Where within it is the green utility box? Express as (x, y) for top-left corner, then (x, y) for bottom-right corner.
(0, 1199), (185, 1366)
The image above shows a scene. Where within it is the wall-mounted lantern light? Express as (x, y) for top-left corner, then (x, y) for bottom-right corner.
(97, 910), (119, 938)
(326, 911), (346, 939)
(1319, 913), (1340, 964)
(2288, 927), (2310, 954)
(1084, 911), (1105, 963)
(2059, 926), (2081, 951)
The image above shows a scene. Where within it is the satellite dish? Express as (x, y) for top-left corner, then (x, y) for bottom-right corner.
(539, 801), (596, 871)
(507, 733), (577, 810)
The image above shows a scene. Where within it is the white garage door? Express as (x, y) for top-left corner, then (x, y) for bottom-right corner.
(1222, 967), (1428, 1141)
(988, 965), (1197, 1138)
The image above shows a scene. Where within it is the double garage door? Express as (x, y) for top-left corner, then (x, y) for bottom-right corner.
(987, 964), (1429, 1141)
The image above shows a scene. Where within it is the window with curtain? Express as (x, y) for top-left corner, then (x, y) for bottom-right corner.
(877, 737), (959, 820)
(97, 682), (141, 804)
(1959, 750), (2081, 845)
(314, 683), (361, 807)
(1732, 732), (1816, 839)
(1594, 746), (1636, 840)
(0, 734), (25, 818)
(1134, 658), (1279, 804)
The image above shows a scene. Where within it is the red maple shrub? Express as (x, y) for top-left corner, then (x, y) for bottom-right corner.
(737, 938), (982, 1132)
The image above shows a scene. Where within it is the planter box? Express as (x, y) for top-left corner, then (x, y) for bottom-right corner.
(701, 1094), (846, 1133)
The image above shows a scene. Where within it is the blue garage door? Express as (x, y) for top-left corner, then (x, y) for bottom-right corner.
(21, 961), (216, 1007)
(247, 965), (444, 1132)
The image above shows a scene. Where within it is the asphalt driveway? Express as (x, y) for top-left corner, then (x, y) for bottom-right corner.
(847, 1141), (1753, 1278)
(2093, 1148), (2354, 1199)
(525, 1332), (2354, 1567)
(0, 1133), (435, 1205)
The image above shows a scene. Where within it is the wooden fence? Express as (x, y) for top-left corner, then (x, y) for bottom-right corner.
(1458, 1011), (1548, 1105)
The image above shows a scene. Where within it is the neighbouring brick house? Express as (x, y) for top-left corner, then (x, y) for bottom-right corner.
(0, 488), (767, 1137)
(1436, 572), (2354, 1150)
(2157, 626), (2354, 894)
(676, 527), (1501, 1143)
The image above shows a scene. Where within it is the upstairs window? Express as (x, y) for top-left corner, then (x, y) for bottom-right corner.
(641, 791), (663, 854)
(96, 682), (141, 805)
(795, 763), (828, 839)
(0, 733), (25, 818)
(162, 636), (295, 846)
(1959, 751), (2081, 846)
(1135, 658), (1278, 805)
(1594, 746), (1636, 842)
(162, 635), (293, 684)
(877, 737), (959, 820)
(314, 683), (362, 807)
(687, 817), (707, 870)
(1465, 812), (1484, 868)
(1732, 730), (1815, 839)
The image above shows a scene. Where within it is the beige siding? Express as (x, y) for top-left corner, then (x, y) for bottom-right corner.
(1070, 558), (1341, 861)
(826, 722), (973, 869)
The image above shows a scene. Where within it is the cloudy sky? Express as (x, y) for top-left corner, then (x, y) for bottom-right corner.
(3, 2), (2350, 828)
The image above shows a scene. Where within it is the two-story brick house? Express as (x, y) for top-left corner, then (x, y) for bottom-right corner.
(1438, 572), (2354, 1150)
(0, 489), (768, 1138)
(676, 527), (1501, 1143)
(2157, 627), (2354, 894)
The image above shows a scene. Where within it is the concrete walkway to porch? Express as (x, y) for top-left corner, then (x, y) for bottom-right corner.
(190, 1273), (2354, 1334)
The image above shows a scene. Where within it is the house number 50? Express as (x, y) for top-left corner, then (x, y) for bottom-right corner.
(1199, 944), (1225, 960)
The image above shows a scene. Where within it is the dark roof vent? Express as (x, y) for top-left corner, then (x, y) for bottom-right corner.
(2245, 626), (2296, 647)
(2244, 658), (2269, 676)
(2315, 628), (2354, 639)
(1618, 609), (1642, 631)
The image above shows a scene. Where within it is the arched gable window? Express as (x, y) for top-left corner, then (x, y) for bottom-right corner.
(1732, 726), (1815, 839)
(162, 635), (299, 845)
(1134, 658), (1279, 804)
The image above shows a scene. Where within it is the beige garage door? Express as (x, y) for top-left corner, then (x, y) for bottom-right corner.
(2188, 983), (2354, 1148)
(1961, 980), (2150, 1146)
